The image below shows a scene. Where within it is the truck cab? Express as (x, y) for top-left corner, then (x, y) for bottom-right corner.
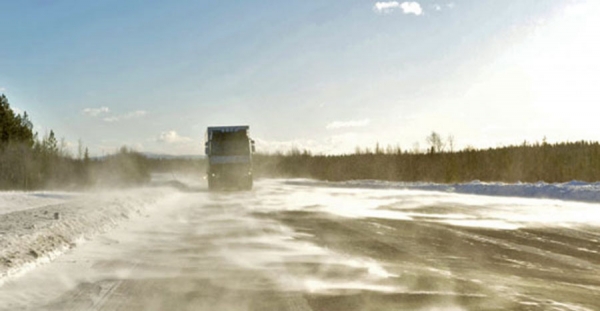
(205, 126), (255, 190)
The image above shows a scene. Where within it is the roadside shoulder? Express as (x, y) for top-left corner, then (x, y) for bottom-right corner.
(0, 188), (177, 285)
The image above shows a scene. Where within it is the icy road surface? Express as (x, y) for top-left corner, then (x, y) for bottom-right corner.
(1, 179), (600, 311)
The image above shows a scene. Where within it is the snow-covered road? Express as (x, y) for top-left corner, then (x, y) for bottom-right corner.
(1, 179), (599, 310)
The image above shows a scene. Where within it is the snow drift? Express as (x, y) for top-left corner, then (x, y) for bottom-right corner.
(0, 188), (177, 285)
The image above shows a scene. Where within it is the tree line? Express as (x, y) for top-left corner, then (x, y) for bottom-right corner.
(253, 134), (600, 183)
(0, 94), (151, 189)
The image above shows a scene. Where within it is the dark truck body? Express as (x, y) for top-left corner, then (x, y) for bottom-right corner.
(204, 126), (255, 190)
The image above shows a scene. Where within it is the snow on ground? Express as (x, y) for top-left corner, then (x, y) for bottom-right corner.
(0, 187), (179, 286)
(288, 179), (600, 204)
(0, 191), (81, 215)
(3, 177), (600, 288)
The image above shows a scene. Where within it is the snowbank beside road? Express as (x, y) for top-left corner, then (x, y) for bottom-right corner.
(0, 188), (178, 285)
(0, 191), (81, 215)
(288, 179), (600, 204)
(450, 180), (600, 203)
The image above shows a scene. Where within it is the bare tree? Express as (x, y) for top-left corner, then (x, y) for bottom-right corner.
(447, 134), (455, 153)
(426, 131), (445, 153)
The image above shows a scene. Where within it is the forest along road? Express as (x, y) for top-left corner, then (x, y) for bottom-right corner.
(1, 179), (599, 311)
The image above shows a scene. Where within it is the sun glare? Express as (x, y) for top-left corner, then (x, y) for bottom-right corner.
(521, 1), (600, 135)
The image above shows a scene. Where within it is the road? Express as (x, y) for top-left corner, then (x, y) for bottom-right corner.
(1, 179), (599, 310)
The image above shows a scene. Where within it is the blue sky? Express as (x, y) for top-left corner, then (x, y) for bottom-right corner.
(1, 0), (599, 155)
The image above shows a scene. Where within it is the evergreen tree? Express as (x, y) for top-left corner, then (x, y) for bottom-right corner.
(44, 130), (59, 155)
(0, 94), (34, 146)
(0, 94), (17, 144)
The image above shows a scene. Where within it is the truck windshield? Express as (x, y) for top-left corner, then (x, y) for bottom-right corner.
(210, 131), (250, 156)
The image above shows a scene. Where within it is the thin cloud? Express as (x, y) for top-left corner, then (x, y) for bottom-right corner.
(157, 130), (193, 144)
(447, 2), (455, 9)
(373, 1), (423, 15)
(103, 110), (147, 123)
(82, 106), (110, 117)
(326, 119), (371, 130)
(0, 87), (5, 93)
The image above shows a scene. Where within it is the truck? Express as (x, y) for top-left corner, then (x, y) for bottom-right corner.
(204, 126), (255, 191)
